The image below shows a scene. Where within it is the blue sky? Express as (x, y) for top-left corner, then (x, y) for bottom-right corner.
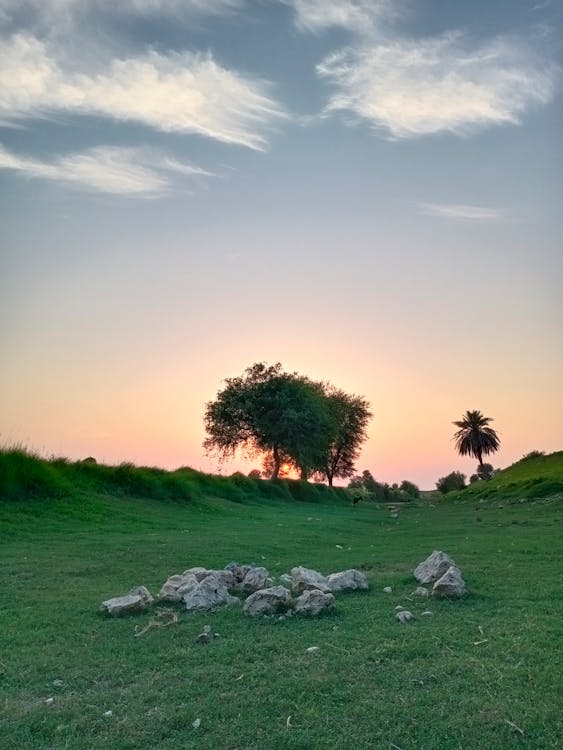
(1, 0), (561, 487)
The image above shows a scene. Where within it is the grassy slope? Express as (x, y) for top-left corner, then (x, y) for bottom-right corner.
(1, 452), (562, 749)
(452, 451), (563, 502)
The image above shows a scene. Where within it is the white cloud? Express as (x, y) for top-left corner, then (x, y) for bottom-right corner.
(317, 32), (557, 138)
(0, 143), (214, 195)
(0, 34), (285, 149)
(284, 0), (396, 34)
(418, 203), (502, 221)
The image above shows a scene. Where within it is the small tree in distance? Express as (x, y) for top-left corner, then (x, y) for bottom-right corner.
(436, 471), (466, 494)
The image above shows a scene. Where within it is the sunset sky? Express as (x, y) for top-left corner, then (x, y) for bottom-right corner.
(1, 0), (561, 488)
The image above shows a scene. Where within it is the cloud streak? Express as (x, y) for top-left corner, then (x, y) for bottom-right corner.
(283, 0), (397, 34)
(0, 33), (286, 149)
(0, 143), (214, 195)
(317, 32), (557, 138)
(418, 203), (502, 221)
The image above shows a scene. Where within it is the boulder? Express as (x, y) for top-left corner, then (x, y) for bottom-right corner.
(224, 562), (253, 584)
(100, 585), (153, 616)
(239, 566), (270, 593)
(183, 567), (210, 582)
(159, 573), (198, 602)
(291, 566), (331, 594)
(326, 569), (368, 592)
(414, 551), (457, 584)
(294, 589), (335, 616)
(243, 586), (292, 617)
(184, 573), (240, 611)
(432, 566), (467, 598)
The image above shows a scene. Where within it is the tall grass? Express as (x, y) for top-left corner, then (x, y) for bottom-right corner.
(0, 448), (350, 505)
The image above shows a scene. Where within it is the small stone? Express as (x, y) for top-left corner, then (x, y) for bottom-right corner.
(412, 586), (430, 597)
(52, 680), (64, 688)
(421, 610), (434, 616)
(100, 586), (153, 616)
(103, 710), (113, 717)
(243, 586), (291, 617)
(396, 610), (414, 624)
(192, 718), (201, 729)
(383, 586), (393, 594)
(306, 646), (320, 653)
(279, 573), (292, 585)
(395, 605), (405, 611)
(45, 697), (54, 705)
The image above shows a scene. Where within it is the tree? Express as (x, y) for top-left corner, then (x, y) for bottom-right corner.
(203, 363), (334, 480)
(315, 388), (372, 486)
(453, 410), (500, 467)
(436, 471), (466, 494)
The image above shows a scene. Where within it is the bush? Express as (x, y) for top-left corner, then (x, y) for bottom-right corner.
(399, 480), (420, 499)
(476, 463), (494, 481)
(436, 471), (466, 494)
(521, 450), (545, 460)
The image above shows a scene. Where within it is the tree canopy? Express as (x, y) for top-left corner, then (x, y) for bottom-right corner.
(453, 410), (500, 466)
(203, 362), (371, 482)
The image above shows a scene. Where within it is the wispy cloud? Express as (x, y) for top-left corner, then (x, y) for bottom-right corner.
(317, 32), (557, 138)
(418, 203), (502, 221)
(283, 0), (397, 34)
(0, 34), (286, 149)
(0, 143), (214, 196)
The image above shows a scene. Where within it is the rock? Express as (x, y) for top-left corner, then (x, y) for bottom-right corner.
(239, 566), (270, 593)
(326, 569), (368, 592)
(432, 566), (467, 598)
(383, 586), (393, 593)
(414, 551), (457, 584)
(195, 625), (213, 644)
(421, 610), (434, 616)
(243, 586), (291, 617)
(183, 567), (210, 582)
(159, 573), (199, 602)
(279, 573), (292, 585)
(224, 562), (252, 583)
(291, 566), (331, 594)
(184, 573), (240, 611)
(396, 610), (414, 623)
(207, 570), (235, 588)
(306, 646), (320, 653)
(100, 585), (153, 616)
(412, 586), (430, 598)
(294, 589), (335, 616)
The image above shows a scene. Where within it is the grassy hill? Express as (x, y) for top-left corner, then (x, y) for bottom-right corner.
(451, 451), (563, 502)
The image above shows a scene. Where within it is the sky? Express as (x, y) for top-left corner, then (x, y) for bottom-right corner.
(0, 0), (561, 489)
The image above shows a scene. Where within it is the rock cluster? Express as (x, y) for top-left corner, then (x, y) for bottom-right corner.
(413, 550), (467, 598)
(100, 563), (368, 618)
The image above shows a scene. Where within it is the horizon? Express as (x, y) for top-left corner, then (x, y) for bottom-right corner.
(1, 1), (561, 491)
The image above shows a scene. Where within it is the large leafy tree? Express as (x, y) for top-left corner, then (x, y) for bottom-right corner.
(453, 410), (500, 466)
(204, 363), (334, 480)
(315, 388), (372, 486)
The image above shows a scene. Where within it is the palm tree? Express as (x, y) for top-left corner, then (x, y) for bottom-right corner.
(453, 410), (500, 466)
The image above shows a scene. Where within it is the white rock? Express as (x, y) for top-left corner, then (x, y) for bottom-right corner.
(414, 551), (457, 584)
(432, 565), (467, 599)
(192, 718), (201, 729)
(279, 573), (292, 585)
(183, 567), (209, 581)
(421, 610), (434, 616)
(306, 646), (320, 653)
(243, 586), (291, 617)
(326, 569), (368, 592)
(294, 589), (335, 616)
(184, 573), (240, 611)
(159, 573), (198, 602)
(100, 586), (153, 616)
(45, 697), (54, 705)
(396, 610), (414, 623)
(383, 586), (393, 593)
(240, 567), (270, 593)
(291, 566), (331, 593)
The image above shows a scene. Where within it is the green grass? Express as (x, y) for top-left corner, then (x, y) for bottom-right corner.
(1, 450), (562, 749)
(450, 451), (563, 503)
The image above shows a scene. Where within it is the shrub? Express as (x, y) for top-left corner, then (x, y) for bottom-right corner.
(399, 480), (420, 499)
(436, 471), (466, 494)
(476, 463), (495, 481)
(521, 450), (545, 460)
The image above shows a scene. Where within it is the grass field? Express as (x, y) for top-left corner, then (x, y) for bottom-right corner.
(1, 452), (562, 749)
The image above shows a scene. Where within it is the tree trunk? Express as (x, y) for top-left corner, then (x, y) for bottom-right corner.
(270, 445), (281, 480)
(327, 474), (333, 487)
(300, 466), (308, 481)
